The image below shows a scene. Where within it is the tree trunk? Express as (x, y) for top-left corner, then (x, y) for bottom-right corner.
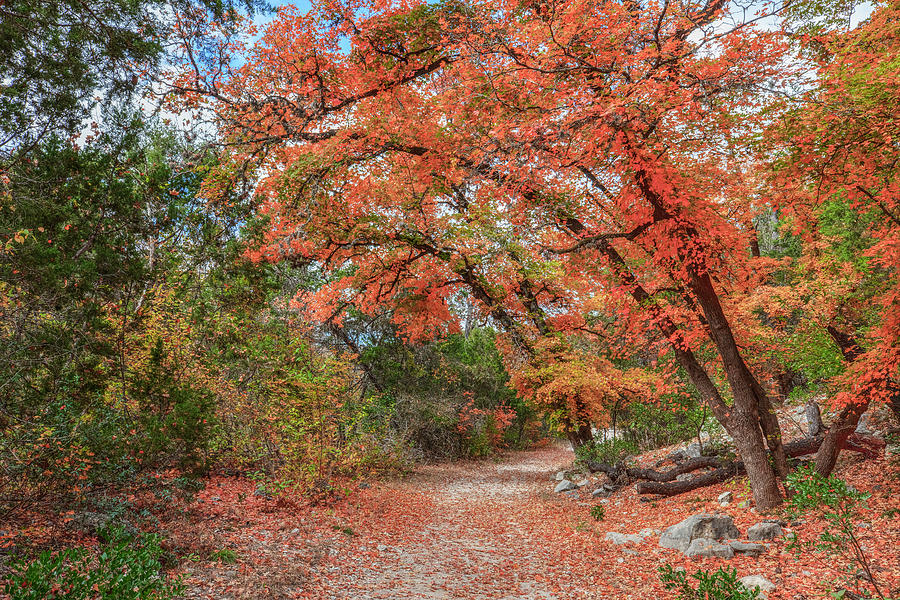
(776, 370), (799, 400)
(814, 401), (869, 476)
(563, 208), (782, 507)
(565, 421), (594, 451)
(687, 270), (784, 508)
(814, 326), (869, 476)
(753, 377), (789, 477)
(729, 411), (783, 509)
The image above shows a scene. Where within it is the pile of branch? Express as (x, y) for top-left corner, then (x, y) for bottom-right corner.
(587, 432), (884, 498)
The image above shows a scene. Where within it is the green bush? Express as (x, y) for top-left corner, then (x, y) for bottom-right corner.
(131, 339), (216, 473)
(785, 465), (886, 598)
(4, 529), (183, 600)
(616, 399), (713, 451)
(575, 438), (638, 466)
(659, 565), (761, 600)
(590, 505), (605, 521)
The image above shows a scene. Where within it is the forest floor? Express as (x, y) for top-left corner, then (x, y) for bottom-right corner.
(169, 442), (900, 600)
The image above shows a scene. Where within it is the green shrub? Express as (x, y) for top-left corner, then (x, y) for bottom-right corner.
(131, 339), (216, 473)
(575, 438), (638, 466)
(616, 399), (713, 451)
(590, 505), (605, 521)
(659, 564), (761, 600)
(208, 548), (238, 564)
(4, 528), (183, 600)
(785, 465), (886, 598)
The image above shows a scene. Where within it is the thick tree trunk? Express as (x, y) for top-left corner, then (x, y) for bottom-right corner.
(814, 401), (869, 476)
(814, 326), (870, 476)
(687, 270), (784, 509)
(754, 379), (789, 477)
(729, 411), (783, 509)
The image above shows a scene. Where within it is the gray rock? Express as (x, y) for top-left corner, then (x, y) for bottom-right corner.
(554, 471), (567, 481)
(605, 532), (644, 545)
(676, 473), (693, 482)
(718, 491), (733, 505)
(685, 443), (703, 459)
(554, 480), (577, 493)
(747, 521), (782, 541)
(855, 412), (872, 435)
(576, 479), (590, 487)
(659, 513), (741, 552)
(728, 541), (767, 557)
(684, 538), (735, 558)
(592, 487), (609, 498)
(739, 575), (775, 597)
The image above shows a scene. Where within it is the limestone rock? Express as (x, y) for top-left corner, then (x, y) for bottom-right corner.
(728, 541), (767, 557)
(739, 575), (776, 597)
(747, 521), (782, 541)
(684, 538), (735, 558)
(554, 480), (577, 493)
(605, 532), (643, 545)
(659, 514), (741, 552)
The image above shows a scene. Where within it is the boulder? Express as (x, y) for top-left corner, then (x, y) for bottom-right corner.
(747, 521), (782, 541)
(728, 541), (767, 557)
(684, 538), (735, 558)
(554, 480), (577, 493)
(718, 491), (733, 505)
(576, 479), (590, 487)
(659, 514), (741, 552)
(554, 470), (567, 481)
(739, 575), (776, 597)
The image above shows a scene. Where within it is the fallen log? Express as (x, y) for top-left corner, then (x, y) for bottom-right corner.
(588, 456), (727, 482)
(626, 433), (884, 498)
(637, 462), (739, 495)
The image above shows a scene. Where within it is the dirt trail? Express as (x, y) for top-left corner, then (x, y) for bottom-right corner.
(320, 444), (579, 599)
